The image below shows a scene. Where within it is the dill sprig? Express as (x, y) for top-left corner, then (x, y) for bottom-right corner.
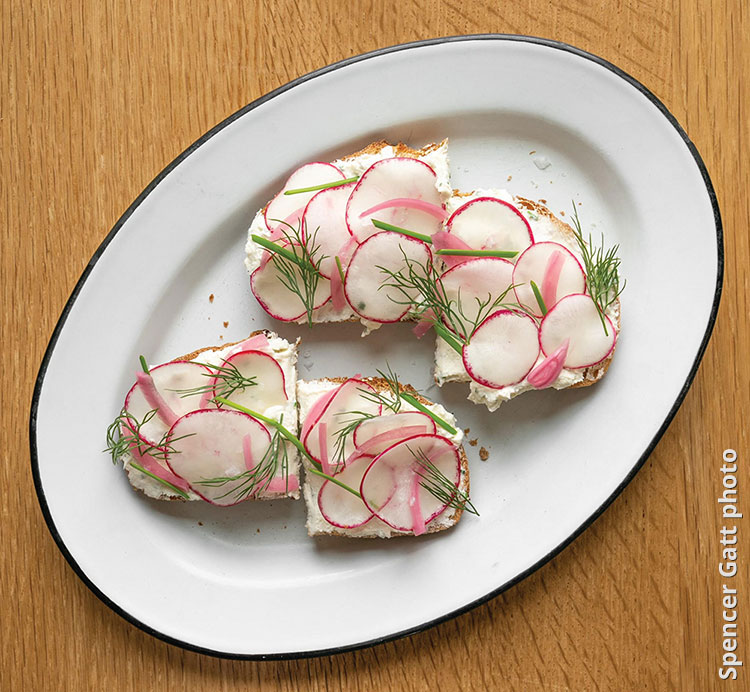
(169, 360), (257, 401)
(252, 220), (328, 328)
(569, 203), (625, 335)
(376, 251), (518, 350)
(194, 417), (290, 502)
(104, 408), (193, 499)
(408, 446), (478, 516)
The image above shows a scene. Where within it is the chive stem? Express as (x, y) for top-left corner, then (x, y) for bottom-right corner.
(284, 176), (359, 195)
(530, 280), (547, 315)
(371, 219), (432, 243)
(436, 248), (518, 258)
(432, 321), (464, 355)
(251, 234), (303, 265)
(335, 255), (346, 284)
(139, 355), (149, 374)
(399, 393), (458, 435)
(129, 461), (190, 499)
(306, 466), (362, 498)
(214, 397), (321, 469)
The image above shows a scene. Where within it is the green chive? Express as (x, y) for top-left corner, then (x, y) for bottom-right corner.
(335, 255), (346, 284)
(371, 219), (432, 243)
(530, 280), (547, 315)
(129, 462), (189, 499)
(250, 234), (303, 265)
(306, 466), (362, 498)
(432, 322), (463, 355)
(139, 355), (149, 374)
(284, 176), (359, 195)
(399, 393), (458, 435)
(436, 249), (518, 259)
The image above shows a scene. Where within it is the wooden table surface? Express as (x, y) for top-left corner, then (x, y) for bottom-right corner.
(2, 1), (747, 690)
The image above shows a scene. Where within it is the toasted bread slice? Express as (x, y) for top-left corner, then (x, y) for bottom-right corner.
(118, 330), (301, 502)
(297, 376), (470, 538)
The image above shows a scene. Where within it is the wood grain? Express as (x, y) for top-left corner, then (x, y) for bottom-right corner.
(2, 1), (747, 689)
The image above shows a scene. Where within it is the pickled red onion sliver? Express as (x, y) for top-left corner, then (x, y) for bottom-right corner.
(329, 261), (347, 311)
(242, 433), (254, 471)
(541, 250), (565, 310)
(359, 197), (447, 221)
(413, 308), (436, 338)
(264, 476), (300, 494)
(527, 339), (570, 389)
(135, 371), (179, 428)
(431, 230), (475, 267)
(128, 440), (191, 492)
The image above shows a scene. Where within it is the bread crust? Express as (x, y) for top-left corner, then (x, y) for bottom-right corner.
(301, 376), (469, 538)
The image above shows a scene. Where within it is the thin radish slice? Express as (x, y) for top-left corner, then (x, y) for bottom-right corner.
(513, 241), (586, 316)
(353, 411), (437, 456)
(317, 453), (379, 529)
(446, 197), (533, 254)
(462, 310), (540, 388)
(346, 158), (444, 242)
(302, 182), (355, 278)
(211, 350), (287, 411)
(300, 386), (341, 443)
(165, 409), (273, 506)
(264, 162), (345, 233)
(124, 361), (213, 446)
(250, 247), (331, 322)
(302, 378), (382, 466)
(431, 230), (475, 268)
(360, 434), (461, 533)
(344, 231), (432, 323)
(539, 294), (616, 368)
(527, 339), (570, 389)
(440, 257), (515, 337)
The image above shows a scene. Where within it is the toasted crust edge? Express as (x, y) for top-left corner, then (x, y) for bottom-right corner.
(302, 376), (469, 538)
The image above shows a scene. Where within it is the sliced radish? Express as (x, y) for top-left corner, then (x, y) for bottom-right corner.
(353, 412), (437, 456)
(513, 242), (586, 316)
(211, 350), (287, 411)
(225, 332), (270, 358)
(124, 361), (213, 446)
(539, 294), (616, 368)
(360, 434), (461, 533)
(440, 257), (515, 337)
(302, 378), (382, 466)
(126, 439), (192, 493)
(344, 231), (432, 323)
(166, 409), (273, 506)
(300, 386), (341, 443)
(346, 158), (444, 241)
(264, 162), (345, 233)
(302, 182), (355, 279)
(250, 246), (331, 322)
(317, 453), (378, 529)
(462, 310), (540, 388)
(446, 197), (533, 254)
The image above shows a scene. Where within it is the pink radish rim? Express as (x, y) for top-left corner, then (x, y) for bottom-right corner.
(164, 408), (273, 507)
(343, 231), (433, 323)
(263, 161), (344, 232)
(352, 411), (436, 451)
(445, 196), (534, 245)
(462, 309), (541, 389)
(538, 293), (617, 367)
(344, 156), (438, 237)
(359, 433), (462, 533)
(316, 452), (377, 529)
(512, 241), (586, 315)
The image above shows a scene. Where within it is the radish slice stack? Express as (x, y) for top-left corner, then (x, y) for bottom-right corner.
(166, 409), (273, 506)
(359, 434), (462, 534)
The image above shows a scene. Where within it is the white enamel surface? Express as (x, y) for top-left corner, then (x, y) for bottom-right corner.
(34, 39), (719, 656)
